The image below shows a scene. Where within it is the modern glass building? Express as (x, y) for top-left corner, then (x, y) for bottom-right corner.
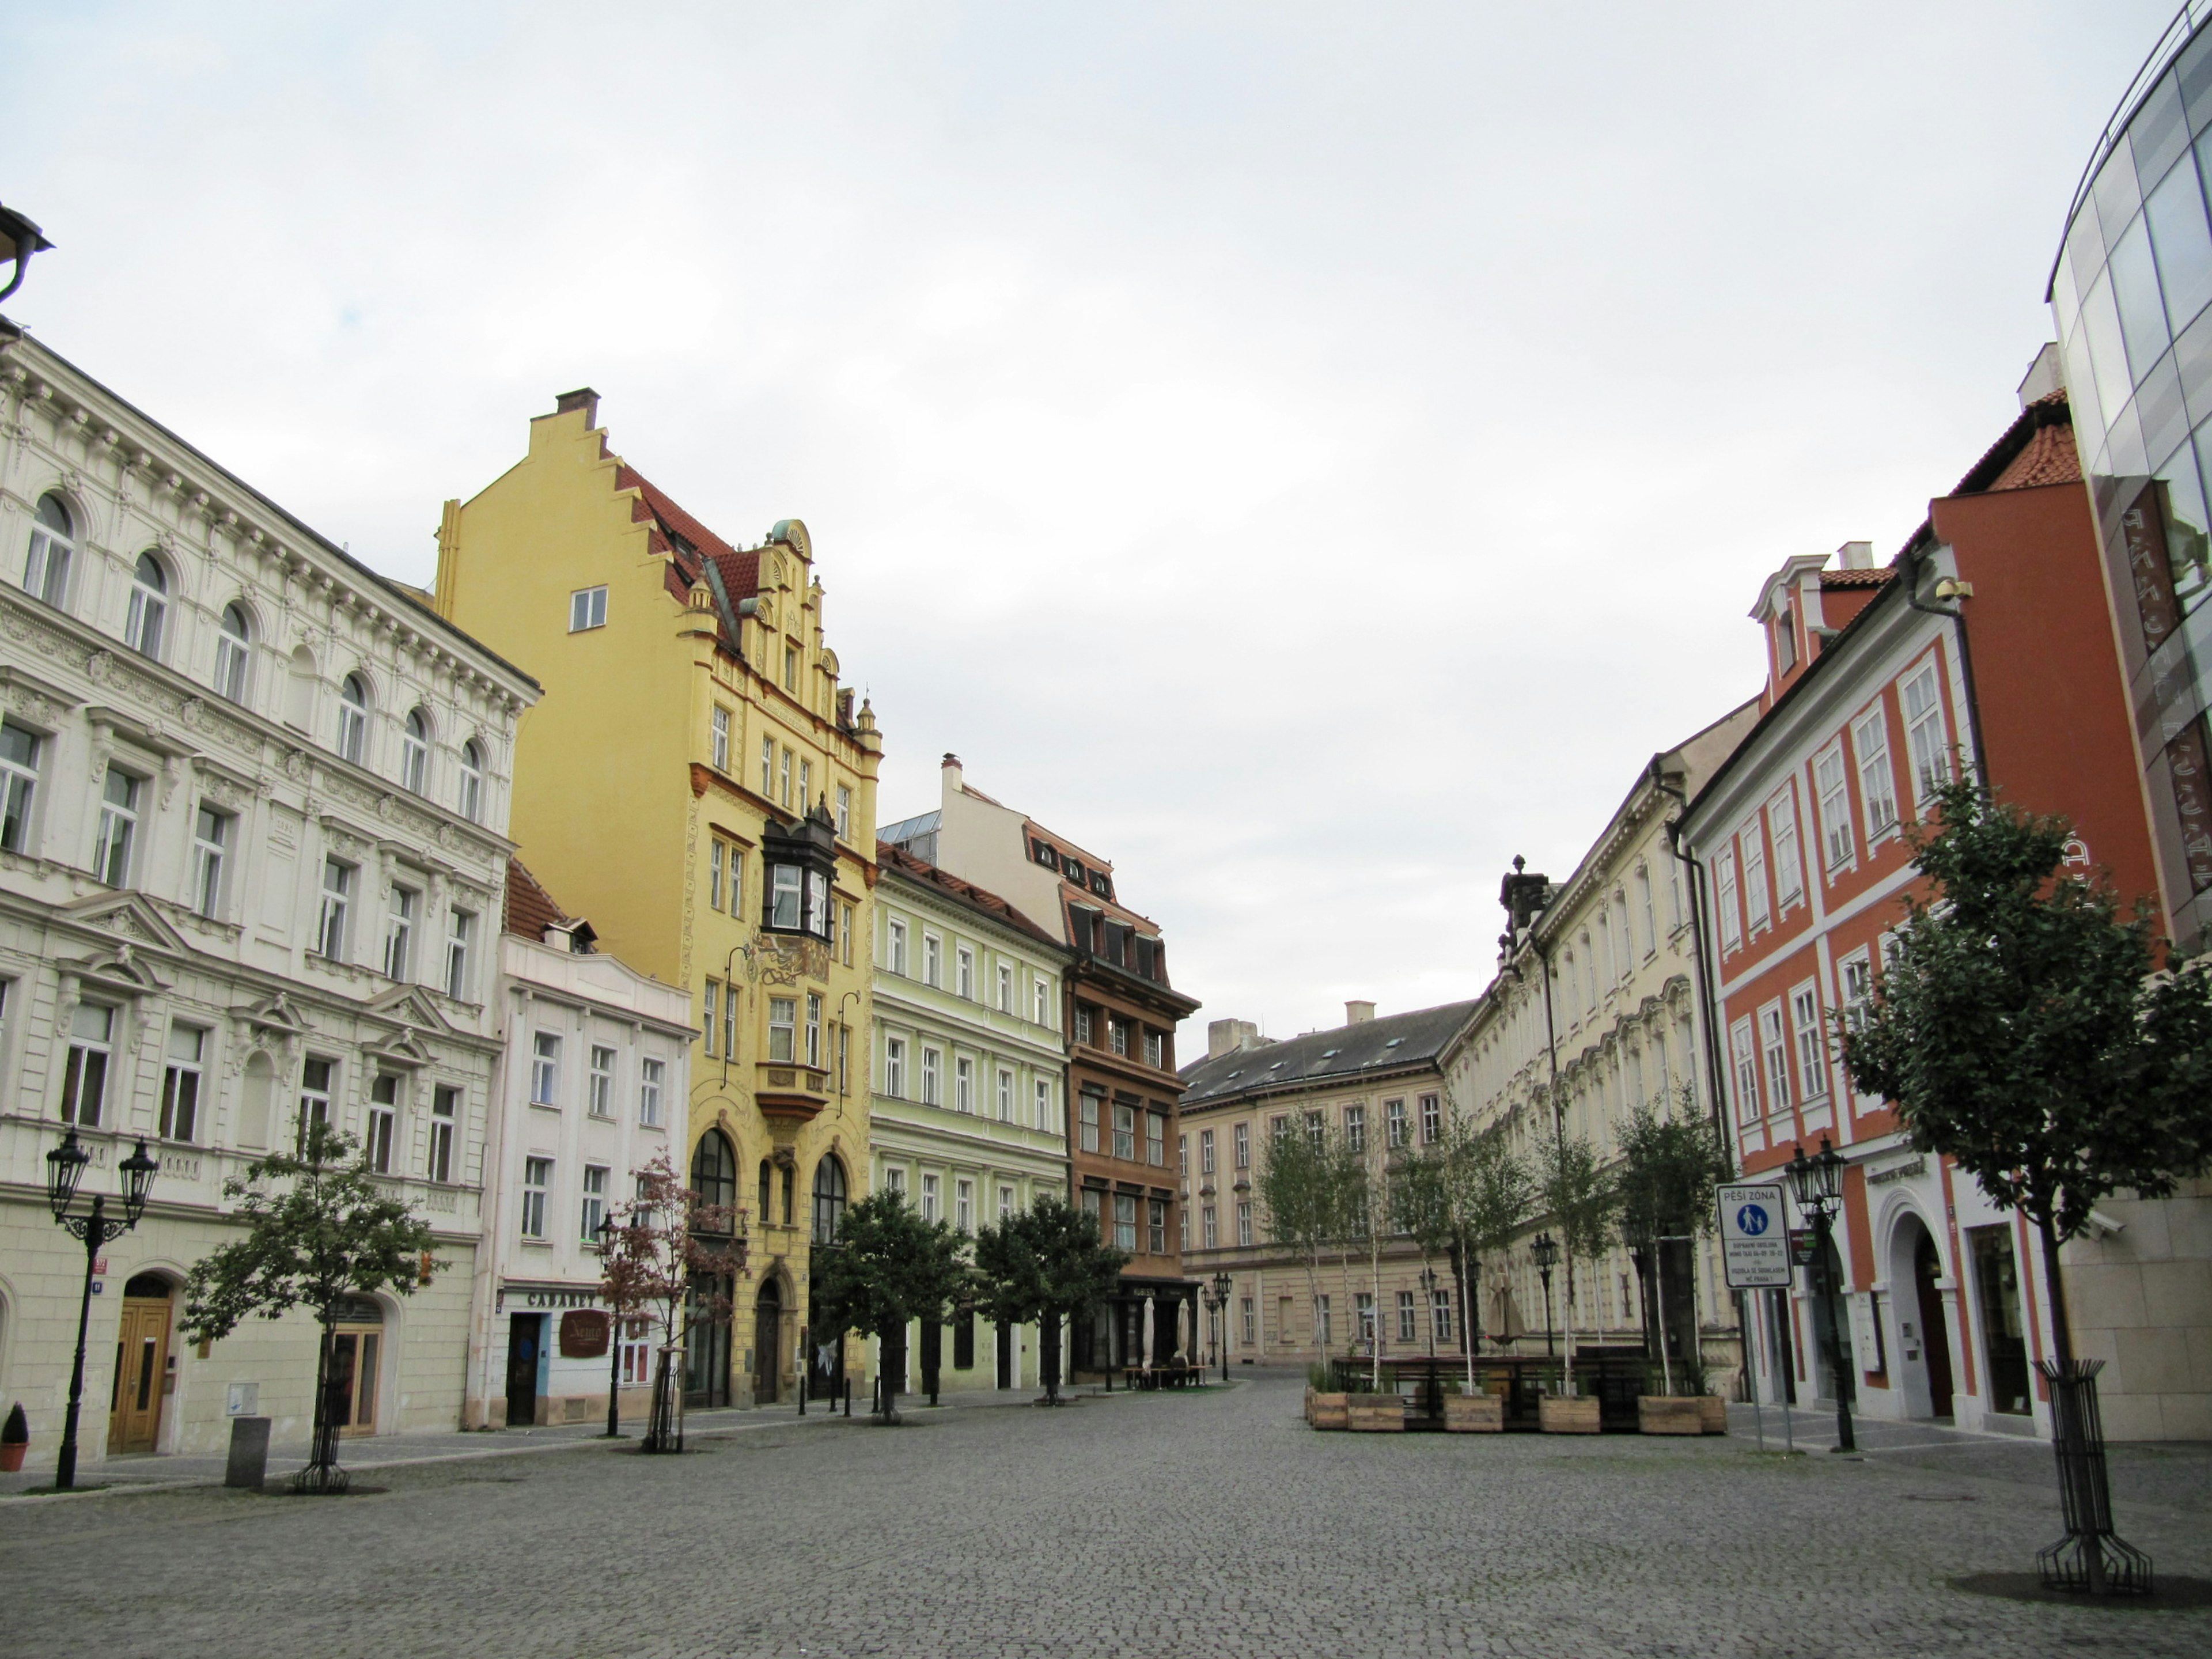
(2054, 2), (2212, 948)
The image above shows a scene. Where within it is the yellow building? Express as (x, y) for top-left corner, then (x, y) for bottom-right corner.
(433, 389), (882, 1409)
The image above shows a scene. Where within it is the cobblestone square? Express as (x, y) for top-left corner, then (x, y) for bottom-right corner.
(6, 1370), (2208, 1659)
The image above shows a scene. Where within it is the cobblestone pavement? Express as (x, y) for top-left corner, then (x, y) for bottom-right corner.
(6, 1369), (2208, 1658)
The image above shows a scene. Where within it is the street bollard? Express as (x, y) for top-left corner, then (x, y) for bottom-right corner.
(844, 1377), (852, 1417)
(225, 1416), (271, 1490)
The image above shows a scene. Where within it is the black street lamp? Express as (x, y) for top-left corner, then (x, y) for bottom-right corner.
(46, 1128), (158, 1489)
(0, 201), (55, 309)
(594, 1214), (625, 1440)
(1786, 1134), (1855, 1455)
(1531, 1231), (1559, 1358)
(1419, 1265), (1438, 1359)
(1209, 1271), (1232, 1382)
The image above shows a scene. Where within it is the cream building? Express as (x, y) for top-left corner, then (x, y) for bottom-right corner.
(1176, 1001), (1478, 1372)
(866, 843), (1073, 1392)
(1449, 706), (1755, 1388)
(0, 328), (535, 1472)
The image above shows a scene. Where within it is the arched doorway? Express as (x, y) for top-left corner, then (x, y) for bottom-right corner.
(755, 1279), (783, 1405)
(108, 1274), (174, 1454)
(1885, 1211), (1956, 1420)
(807, 1156), (849, 1400)
(684, 1131), (738, 1409)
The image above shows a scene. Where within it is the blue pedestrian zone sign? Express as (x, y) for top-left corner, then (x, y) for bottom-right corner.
(1717, 1183), (1791, 1288)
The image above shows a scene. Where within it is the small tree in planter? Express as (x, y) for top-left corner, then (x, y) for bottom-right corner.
(811, 1188), (967, 1421)
(1840, 778), (2212, 1594)
(1613, 1091), (1728, 1395)
(597, 1153), (746, 1453)
(1256, 1120), (1333, 1359)
(180, 1123), (437, 1493)
(974, 1192), (1128, 1404)
(1535, 1132), (1616, 1397)
(1444, 1122), (1536, 1385)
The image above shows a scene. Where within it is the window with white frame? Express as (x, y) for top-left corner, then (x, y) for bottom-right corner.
(531, 1032), (560, 1105)
(1148, 1111), (1166, 1166)
(759, 736), (774, 797)
(921, 1172), (940, 1222)
(581, 1164), (609, 1241)
(589, 1045), (616, 1118)
(367, 1074), (399, 1173)
(884, 1165), (907, 1200)
(638, 1056), (664, 1127)
(920, 1046), (941, 1105)
(1741, 822), (1771, 933)
(1344, 1102), (1366, 1152)
(522, 1158), (552, 1238)
(1714, 847), (1741, 950)
(769, 998), (797, 1063)
(1420, 1093), (1441, 1145)
(1149, 1197), (1166, 1254)
(1118, 1193), (1141, 1252)
(298, 1057), (335, 1145)
(798, 759), (811, 810)
(1200, 1127), (1216, 1175)
(1433, 1287), (1454, 1343)
(1355, 1293), (1376, 1343)
(1385, 1098), (1407, 1148)
(923, 934), (941, 986)
(956, 945), (974, 999)
(1635, 866), (1657, 956)
(213, 603), (253, 703)
(1814, 744), (1854, 870)
(997, 962), (1014, 1012)
(1759, 1002), (1791, 1113)
(956, 1179), (974, 1233)
(1144, 1029), (1164, 1068)
(711, 705), (731, 771)
(384, 884), (418, 980)
(997, 1067), (1014, 1122)
(402, 709), (430, 794)
(569, 586), (607, 631)
(701, 980), (719, 1056)
(1840, 950), (1874, 1033)
(94, 765), (139, 887)
(1770, 787), (1805, 906)
(887, 919), (907, 976)
(24, 493), (75, 608)
(458, 740), (485, 823)
(778, 748), (791, 806)
(338, 674), (369, 764)
(723, 980), (737, 1059)
(1901, 662), (1950, 804)
(1729, 1018), (1760, 1124)
(1315, 1294), (1332, 1345)
(1790, 984), (1827, 1102)
(999, 1184), (1015, 1222)
(160, 1022), (205, 1142)
(1397, 1290), (1418, 1343)
(1853, 707), (1899, 839)
(429, 1085), (457, 1182)
(707, 839), (725, 911)
(192, 805), (231, 919)
(1034, 977), (1051, 1025)
(805, 992), (822, 1068)
(955, 1055), (974, 1112)
(884, 1037), (906, 1096)
(125, 552), (168, 659)
(1079, 1091), (1101, 1153)
(1035, 1075), (1053, 1131)
(1, 721), (40, 853)
(1202, 1204), (1219, 1247)
(317, 858), (353, 960)
(1112, 1101), (1137, 1160)
(835, 784), (851, 840)
(1232, 1120), (1249, 1169)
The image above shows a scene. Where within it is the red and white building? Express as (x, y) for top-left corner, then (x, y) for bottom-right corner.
(1679, 378), (2208, 1441)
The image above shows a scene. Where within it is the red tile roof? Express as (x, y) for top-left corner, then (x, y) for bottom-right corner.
(616, 465), (763, 647)
(876, 841), (1063, 949)
(1821, 568), (1893, 589)
(1986, 421), (2081, 491)
(505, 859), (571, 941)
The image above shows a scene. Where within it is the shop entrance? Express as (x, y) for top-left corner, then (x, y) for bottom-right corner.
(1970, 1226), (2033, 1416)
(997, 1321), (1014, 1388)
(505, 1311), (543, 1427)
(1910, 1227), (1956, 1419)
(328, 1295), (385, 1437)
(108, 1275), (173, 1454)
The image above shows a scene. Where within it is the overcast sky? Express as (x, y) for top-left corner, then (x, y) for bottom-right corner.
(3, 2), (2179, 1038)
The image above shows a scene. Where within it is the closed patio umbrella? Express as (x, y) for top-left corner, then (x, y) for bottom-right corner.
(1142, 1297), (1155, 1370)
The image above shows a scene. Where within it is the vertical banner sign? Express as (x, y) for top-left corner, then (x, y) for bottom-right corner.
(1717, 1184), (1791, 1289)
(2122, 480), (2180, 658)
(2167, 717), (2212, 896)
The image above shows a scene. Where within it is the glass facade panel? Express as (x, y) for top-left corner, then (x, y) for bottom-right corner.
(2112, 216), (2172, 376)
(2148, 156), (2212, 331)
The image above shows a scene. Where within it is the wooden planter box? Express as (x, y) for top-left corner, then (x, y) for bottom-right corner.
(1699, 1395), (1727, 1434)
(1308, 1391), (1350, 1430)
(1638, 1396), (1707, 1435)
(1346, 1392), (1405, 1432)
(1443, 1393), (1503, 1433)
(1539, 1395), (1601, 1434)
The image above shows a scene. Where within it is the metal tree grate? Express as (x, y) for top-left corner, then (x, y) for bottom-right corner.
(2035, 1359), (2152, 1596)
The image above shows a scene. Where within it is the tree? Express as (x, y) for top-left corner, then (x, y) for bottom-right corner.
(1438, 1120), (1536, 1387)
(1613, 1090), (1728, 1393)
(1536, 1132), (1616, 1396)
(1839, 778), (2212, 1363)
(596, 1153), (745, 1453)
(181, 1123), (438, 1493)
(972, 1193), (1127, 1404)
(1256, 1119), (1332, 1354)
(810, 1188), (967, 1420)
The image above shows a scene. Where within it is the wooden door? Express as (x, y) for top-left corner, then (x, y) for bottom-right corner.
(107, 1296), (172, 1454)
(752, 1283), (781, 1406)
(332, 1326), (383, 1436)
(1913, 1233), (1956, 1419)
(505, 1314), (541, 1426)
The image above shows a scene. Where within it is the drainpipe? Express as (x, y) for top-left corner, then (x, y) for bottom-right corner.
(1652, 761), (1732, 1158)
(1903, 537), (1990, 786)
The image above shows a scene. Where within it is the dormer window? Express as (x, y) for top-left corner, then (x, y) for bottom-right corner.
(1777, 607), (1797, 672)
(761, 806), (837, 943)
(1063, 855), (1087, 884)
(1031, 839), (1059, 869)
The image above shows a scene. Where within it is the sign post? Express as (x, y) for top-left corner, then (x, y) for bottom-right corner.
(1718, 1183), (1792, 1453)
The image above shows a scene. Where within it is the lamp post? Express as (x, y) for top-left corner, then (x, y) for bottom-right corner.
(594, 1214), (624, 1440)
(1531, 1230), (1559, 1359)
(0, 201), (55, 309)
(1419, 1266), (1438, 1360)
(1209, 1272), (1232, 1382)
(46, 1128), (158, 1490)
(1786, 1135), (1855, 1455)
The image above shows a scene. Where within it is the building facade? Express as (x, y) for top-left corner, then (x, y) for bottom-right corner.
(882, 754), (1200, 1375)
(1452, 704), (1756, 1387)
(0, 328), (535, 1471)
(463, 862), (694, 1429)
(1681, 387), (2211, 1441)
(1177, 1002), (1477, 1371)
(868, 843), (1073, 1391)
(434, 390), (882, 1410)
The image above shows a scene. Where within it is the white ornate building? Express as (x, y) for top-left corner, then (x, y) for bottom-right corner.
(0, 327), (536, 1471)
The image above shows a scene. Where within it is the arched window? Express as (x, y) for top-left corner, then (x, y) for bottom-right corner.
(125, 553), (168, 658)
(812, 1154), (847, 1245)
(23, 494), (73, 608)
(215, 603), (252, 703)
(458, 738), (484, 823)
(690, 1129), (737, 1227)
(338, 673), (369, 763)
(402, 709), (430, 794)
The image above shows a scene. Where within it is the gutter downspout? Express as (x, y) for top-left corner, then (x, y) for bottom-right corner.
(1653, 760), (1732, 1157)
(1903, 537), (1990, 785)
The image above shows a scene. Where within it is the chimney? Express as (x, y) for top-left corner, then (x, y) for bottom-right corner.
(941, 752), (964, 798)
(2018, 342), (2064, 408)
(1838, 540), (1874, 571)
(1345, 1000), (1375, 1025)
(554, 387), (600, 427)
(1208, 1018), (1260, 1060)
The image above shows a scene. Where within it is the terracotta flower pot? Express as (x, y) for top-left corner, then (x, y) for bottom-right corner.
(1, 1442), (26, 1474)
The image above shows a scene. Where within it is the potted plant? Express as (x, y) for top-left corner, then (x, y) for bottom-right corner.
(1444, 1381), (1503, 1433)
(2, 1403), (28, 1473)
